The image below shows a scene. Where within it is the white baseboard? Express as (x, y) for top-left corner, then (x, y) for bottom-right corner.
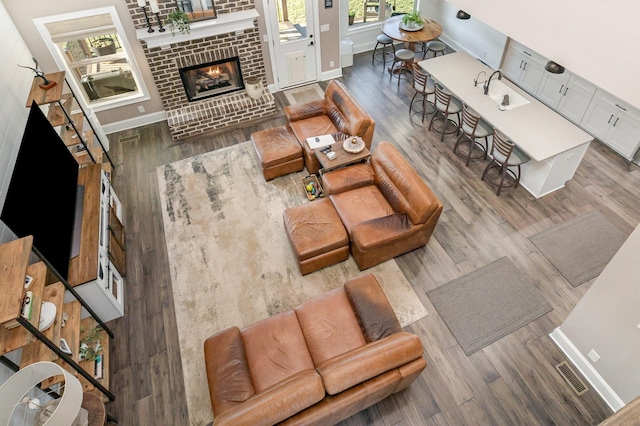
(320, 68), (343, 81)
(102, 111), (167, 135)
(549, 328), (625, 412)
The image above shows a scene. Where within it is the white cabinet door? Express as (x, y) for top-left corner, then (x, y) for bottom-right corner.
(557, 74), (597, 125)
(605, 111), (640, 159)
(502, 48), (525, 82)
(519, 56), (545, 95)
(538, 71), (571, 108)
(581, 91), (617, 140)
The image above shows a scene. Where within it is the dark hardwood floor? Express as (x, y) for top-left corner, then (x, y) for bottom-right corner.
(104, 50), (640, 425)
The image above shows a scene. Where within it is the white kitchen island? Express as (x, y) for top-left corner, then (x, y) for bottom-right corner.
(419, 52), (594, 198)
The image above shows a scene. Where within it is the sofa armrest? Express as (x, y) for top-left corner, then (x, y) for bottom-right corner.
(204, 327), (255, 416)
(213, 369), (325, 426)
(285, 100), (326, 122)
(321, 163), (375, 195)
(316, 332), (424, 395)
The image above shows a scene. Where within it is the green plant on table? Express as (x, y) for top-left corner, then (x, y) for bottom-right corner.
(79, 325), (103, 362)
(166, 10), (191, 36)
(402, 10), (422, 27)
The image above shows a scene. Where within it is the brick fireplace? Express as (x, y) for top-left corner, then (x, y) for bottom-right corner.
(128, 1), (276, 140)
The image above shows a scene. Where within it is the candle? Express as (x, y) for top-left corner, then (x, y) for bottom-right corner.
(137, 0), (146, 7)
(149, 0), (160, 13)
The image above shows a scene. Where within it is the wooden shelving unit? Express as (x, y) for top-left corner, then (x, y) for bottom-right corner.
(25, 71), (113, 172)
(0, 236), (115, 402)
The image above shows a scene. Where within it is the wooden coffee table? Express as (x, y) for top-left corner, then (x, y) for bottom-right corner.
(314, 141), (370, 174)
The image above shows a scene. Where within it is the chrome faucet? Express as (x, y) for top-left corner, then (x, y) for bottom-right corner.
(474, 71), (486, 87)
(484, 70), (502, 95)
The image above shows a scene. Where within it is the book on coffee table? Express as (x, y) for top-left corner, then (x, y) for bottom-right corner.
(306, 134), (335, 150)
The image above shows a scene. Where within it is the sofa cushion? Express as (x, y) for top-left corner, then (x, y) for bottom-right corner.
(295, 287), (366, 366)
(289, 115), (338, 148)
(315, 332), (424, 395)
(329, 186), (394, 234)
(213, 369), (325, 426)
(204, 327), (255, 416)
(344, 274), (402, 342)
(325, 80), (372, 138)
(241, 310), (316, 393)
(372, 141), (440, 225)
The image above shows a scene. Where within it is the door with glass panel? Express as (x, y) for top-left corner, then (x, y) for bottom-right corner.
(266, 0), (317, 89)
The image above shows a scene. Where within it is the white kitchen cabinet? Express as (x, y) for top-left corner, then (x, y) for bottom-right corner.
(581, 90), (640, 159)
(556, 74), (597, 125)
(502, 41), (545, 95)
(537, 71), (571, 109)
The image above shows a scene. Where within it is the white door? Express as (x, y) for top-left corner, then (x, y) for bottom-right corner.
(605, 111), (640, 159)
(557, 74), (596, 125)
(537, 71), (571, 109)
(265, 0), (318, 90)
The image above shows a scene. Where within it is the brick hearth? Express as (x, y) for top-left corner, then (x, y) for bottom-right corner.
(128, 0), (276, 140)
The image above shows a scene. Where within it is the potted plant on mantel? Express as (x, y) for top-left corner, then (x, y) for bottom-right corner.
(166, 10), (191, 36)
(348, 11), (355, 26)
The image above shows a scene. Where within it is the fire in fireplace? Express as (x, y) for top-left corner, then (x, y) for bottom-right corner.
(179, 56), (245, 102)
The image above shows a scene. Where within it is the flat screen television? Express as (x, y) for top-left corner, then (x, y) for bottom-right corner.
(1, 101), (80, 280)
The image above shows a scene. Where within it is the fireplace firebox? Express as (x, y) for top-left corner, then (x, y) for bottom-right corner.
(179, 56), (244, 102)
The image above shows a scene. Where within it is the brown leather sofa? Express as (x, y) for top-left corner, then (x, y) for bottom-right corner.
(322, 141), (443, 270)
(204, 273), (426, 426)
(284, 80), (376, 175)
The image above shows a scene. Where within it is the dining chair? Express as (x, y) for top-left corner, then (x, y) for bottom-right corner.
(481, 129), (531, 195)
(409, 63), (435, 122)
(428, 83), (462, 141)
(372, 34), (395, 69)
(453, 104), (492, 166)
(389, 49), (415, 87)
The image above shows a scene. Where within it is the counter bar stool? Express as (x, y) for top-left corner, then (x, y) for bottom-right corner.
(389, 48), (415, 87)
(422, 40), (446, 60)
(453, 104), (492, 166)
(482, 129), (531, 195)
(428, 83), (462, 141)
(372, 34), (395, 69)
(409, 63), (435, 122)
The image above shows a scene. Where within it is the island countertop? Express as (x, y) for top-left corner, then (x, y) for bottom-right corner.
(418, 52), (593, 163)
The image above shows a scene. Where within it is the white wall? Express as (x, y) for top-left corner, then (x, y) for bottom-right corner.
(445, 0), (640, 109)
(0, 0), (39, 387)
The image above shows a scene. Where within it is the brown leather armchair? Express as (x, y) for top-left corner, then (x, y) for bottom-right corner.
(204, 274), (426, 426)
(322, 141), (443, 270)
(285, 80), (376, 175)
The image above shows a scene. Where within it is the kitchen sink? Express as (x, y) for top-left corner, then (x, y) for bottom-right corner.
(487, 80), (530, 110)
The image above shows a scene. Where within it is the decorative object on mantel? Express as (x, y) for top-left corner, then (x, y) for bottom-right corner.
(166, 10), (191, 36)
(149, 0), (165, 32)
(343, 136), (365, 153)
(138, 0), (155, 33)
(17, 57), (57, 90)
(244, 77), (264, 100)
(545, 60), (565, 74)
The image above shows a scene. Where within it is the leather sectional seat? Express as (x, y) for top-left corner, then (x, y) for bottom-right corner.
(204, 273), (426, 426)
(285, 80), (376, 175)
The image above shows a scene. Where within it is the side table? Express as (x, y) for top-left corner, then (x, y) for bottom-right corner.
(314, 142), (370, 174)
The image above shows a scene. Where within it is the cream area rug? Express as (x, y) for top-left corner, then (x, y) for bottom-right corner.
(157, 142), (428, 426)
(283, 82), (325, 105)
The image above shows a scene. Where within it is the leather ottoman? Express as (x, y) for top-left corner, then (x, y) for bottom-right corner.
(251, 126), (304, 181)
(283, 198), (350, 275)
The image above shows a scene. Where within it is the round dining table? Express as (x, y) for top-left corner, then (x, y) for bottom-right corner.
(381, 15), (442, 52)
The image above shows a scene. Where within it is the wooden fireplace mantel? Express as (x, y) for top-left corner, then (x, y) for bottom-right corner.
(137, 9), (259, 49)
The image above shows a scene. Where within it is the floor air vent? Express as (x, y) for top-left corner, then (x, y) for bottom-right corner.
(119, 134), (140, 143)
(556, 361), (588, 395)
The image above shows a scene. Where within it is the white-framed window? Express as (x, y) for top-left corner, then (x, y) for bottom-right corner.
(348, 0), (415, 28)
(33, 7), (149, 112)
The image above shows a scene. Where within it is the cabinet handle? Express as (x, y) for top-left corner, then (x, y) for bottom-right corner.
(613, 117), (619, 127)
(564, 87), (569, 96)
(615, 103), (627, 111)
(523, 50), (532, 56)
(519, 60), (523, 69)
(559, 85), (564, 94)
(523, 62), (527, 70)
(608, 114), (614, 124)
